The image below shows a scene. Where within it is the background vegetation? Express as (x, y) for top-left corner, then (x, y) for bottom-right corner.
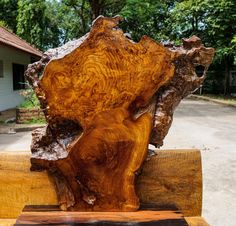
(0, 0), (235, 95)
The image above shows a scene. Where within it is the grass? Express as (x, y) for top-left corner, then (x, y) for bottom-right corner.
(202, 94), (236, 105)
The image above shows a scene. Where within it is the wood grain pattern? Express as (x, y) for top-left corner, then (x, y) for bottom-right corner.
(24, 15), (214, 212)
(26, 16), (175, 211)
(0, 149), (201, 218)
(41, 17), (174, 128)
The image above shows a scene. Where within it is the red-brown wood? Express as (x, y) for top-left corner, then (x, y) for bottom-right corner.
(15, 205), (188, 226)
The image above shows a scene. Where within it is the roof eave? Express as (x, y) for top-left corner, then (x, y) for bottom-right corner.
(0, 42), (43, 58)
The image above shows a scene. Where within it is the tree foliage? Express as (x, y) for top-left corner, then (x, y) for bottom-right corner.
(59, 0), (126, 43)
(170, 0), (236, 58)
(169, 0), (236, 94)
(0, 0), (18, 32)
(0, 0), (235, 94)
(205, 0), (236, 59)
(120, 0), (175, 42)
(16, 0), (60, 51)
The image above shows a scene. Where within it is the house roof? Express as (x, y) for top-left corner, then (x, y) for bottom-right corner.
(0, 26), (42, 57)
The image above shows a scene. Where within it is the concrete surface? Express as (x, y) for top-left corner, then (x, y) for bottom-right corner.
(162, 99), (236, 226)
(0, 106), (45, 134)
(0, 131), (31, 151)
(0, 99), (235, 226)
(0, 123), (45, 134)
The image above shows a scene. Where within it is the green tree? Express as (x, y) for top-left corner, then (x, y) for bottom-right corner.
(17, 0), (60, 50)
(60, 0), (126, 42)
(120, 0), (175, 42)
(170, 0), (236, 95)
(205, 0), (236, 95)
(88, 0), (126, 20)
(59, 0), (91, 42)
(169, 0), (207, 40)
(0, 0), (18, 32)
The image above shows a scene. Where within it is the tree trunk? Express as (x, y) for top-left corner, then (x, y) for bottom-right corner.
(80, 0), (87, 34)
(224, 55), (231, 96)
(89, 0), (104, 20)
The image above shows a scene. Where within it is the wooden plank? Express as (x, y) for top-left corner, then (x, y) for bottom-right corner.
(0, 219), (16, 226)
(0, 216), (209, 225)
(15, 205), (188, 225)
(0, 149), (201, 218)
(0, 217), (210, 226)
(185, 217), (210, 226)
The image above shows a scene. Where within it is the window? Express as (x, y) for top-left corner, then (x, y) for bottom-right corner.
(0, 60), (3, 78)
(13, 63), (25, 90)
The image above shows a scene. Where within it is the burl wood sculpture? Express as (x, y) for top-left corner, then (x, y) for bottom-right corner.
(25, 16), (214, 211)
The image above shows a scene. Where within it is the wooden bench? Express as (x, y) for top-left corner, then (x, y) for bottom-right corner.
(0, 149), (209, 225)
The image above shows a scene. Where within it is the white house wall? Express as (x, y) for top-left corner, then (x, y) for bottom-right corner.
(0, 45), (31, 111)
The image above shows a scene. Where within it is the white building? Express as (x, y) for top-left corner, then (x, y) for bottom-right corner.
(0, 26), (42, 111)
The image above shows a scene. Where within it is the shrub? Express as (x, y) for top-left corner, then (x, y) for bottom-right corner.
(19, 89), (40, 109)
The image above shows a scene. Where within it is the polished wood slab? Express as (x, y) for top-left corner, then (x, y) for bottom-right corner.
(14, 205), (188, 226)
(1, 217), (210, 226)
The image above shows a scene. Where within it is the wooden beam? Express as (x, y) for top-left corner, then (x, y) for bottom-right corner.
(0, 217), (210, 226)
(0, 149), (201, 218)
(137, 149), (202, 217)
(0, 219), (16, 226)
(0, 152), (57, 219)
(185, 217), (210, 226)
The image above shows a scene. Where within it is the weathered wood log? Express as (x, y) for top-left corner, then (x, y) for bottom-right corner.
(0, 150), (201, 218)
(137, 150), (202, 217)
(25, 16), (214, 211)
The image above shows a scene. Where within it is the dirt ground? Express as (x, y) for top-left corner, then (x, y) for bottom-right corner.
(0, 99), (235, 226)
